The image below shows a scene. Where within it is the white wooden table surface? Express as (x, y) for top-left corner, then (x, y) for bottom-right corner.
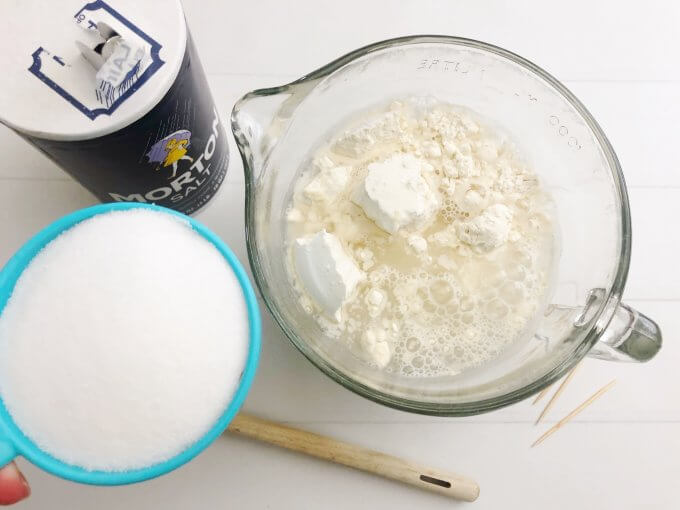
(2, 1), (679, 508)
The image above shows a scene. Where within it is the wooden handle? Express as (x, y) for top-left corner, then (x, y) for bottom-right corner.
(227, 413), (479, 502)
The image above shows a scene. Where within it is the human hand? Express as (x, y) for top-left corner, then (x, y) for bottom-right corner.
(0, 462), (30, 505)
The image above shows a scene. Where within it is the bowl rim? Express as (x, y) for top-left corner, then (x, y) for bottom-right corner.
(0, 202), (261, 483)
(234, 35), (630, 416)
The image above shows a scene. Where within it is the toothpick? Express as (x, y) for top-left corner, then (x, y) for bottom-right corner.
(532, 379), (616, 447)
(532, 383), (554, 405)
(535, 363), (581, 425)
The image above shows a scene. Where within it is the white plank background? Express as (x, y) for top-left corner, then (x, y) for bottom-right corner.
(1, 1), (679, 508)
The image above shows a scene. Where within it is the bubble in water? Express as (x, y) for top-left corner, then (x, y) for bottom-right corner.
(430, 279), (454, 304)
(460, 297), (474, 312)
(486, 299), (509, 320)
(500, 281), (525, 304)
(412, 356), (424, 368)
(406, 337), (420, 352)
(463, 328), (478, 342)
(445, 353), (458, 365)
(480, 288), (496, 302)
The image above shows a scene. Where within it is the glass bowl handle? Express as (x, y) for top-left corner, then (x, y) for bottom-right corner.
(583, 290), (662, 362)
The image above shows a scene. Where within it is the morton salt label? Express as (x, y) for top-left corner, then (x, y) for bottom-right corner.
(0, 1), (228, 215)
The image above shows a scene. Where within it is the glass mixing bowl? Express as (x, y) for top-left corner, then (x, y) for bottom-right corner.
(231, 36), (661, 415)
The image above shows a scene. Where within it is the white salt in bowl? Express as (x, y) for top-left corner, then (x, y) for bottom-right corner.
(0, 202), (260, 485)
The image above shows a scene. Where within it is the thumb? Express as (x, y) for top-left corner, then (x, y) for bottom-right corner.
(0, 462), (30, 505)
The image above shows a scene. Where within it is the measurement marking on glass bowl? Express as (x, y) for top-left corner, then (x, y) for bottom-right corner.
(415, 58), (477, 74)
(548, 115), (582, 150)
(515, 91), (538, 102)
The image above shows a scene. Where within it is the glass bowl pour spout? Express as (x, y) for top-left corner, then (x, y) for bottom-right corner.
(231, 80), (316, 184)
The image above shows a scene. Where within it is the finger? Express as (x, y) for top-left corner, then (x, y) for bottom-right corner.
(0, 462), (30, 505)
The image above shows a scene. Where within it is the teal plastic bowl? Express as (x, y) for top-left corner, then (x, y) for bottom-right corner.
(0, 202), (261, 485)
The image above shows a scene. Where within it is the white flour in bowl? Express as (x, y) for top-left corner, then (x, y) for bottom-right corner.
(286, 99), (557, 377)
(0, 209), (249, 471)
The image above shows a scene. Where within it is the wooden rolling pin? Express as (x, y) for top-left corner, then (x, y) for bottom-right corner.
(227, 413), (479, 502)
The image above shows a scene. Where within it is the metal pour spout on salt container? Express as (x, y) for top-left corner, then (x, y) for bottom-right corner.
(75, 21), (145, 98)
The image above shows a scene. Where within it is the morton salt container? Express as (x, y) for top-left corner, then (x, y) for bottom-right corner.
(0, 1), (228, 215)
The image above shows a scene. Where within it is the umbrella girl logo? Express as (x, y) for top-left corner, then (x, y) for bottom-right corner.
(146, 129), (193, 179)
(107, 108), (225, 210)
